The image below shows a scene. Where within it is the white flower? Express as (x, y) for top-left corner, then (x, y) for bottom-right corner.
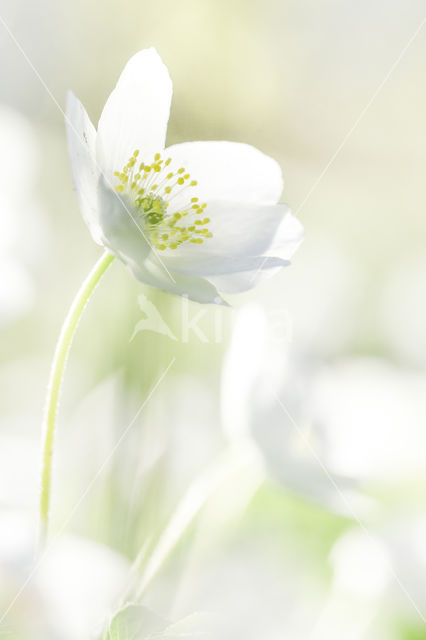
(0, 511), (129, 640)
(66, 48), (303, 304)
(221, 306), (368, 515)
(0, 106), (44, 325)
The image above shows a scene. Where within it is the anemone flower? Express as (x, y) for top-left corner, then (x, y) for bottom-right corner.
(66, 47), (303, 305)
(38, 47), (303, 543)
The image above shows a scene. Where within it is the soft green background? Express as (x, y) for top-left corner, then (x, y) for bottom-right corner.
(0, 1), (426, 638)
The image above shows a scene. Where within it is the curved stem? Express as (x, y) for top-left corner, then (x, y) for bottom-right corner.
(39, 250), (114, 546)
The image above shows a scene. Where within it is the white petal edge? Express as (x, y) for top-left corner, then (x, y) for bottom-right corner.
(165, 254), (289, 277)
(263, 210), (304, 260)
(164, 201), (293, 260)
(207, 263), (285, 294)
(66, 91), (102, 244)
(164, 141), (283, 207)
(121, 255), (228, 305)
(96, 48), (172, 182)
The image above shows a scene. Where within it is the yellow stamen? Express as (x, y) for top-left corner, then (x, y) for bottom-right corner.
(113, 150), (213, 251)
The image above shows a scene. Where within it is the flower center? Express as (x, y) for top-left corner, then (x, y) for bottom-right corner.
(114, 150), (212, 251)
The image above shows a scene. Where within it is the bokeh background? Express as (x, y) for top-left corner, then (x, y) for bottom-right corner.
(1, 1), (426, 638)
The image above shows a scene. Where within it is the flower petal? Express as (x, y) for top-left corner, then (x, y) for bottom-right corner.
(66, 91), (102, 244)
(263, 210), (305, 260)
(164, 141), (283, 206)
(96, 48), (172, 181)
(205, 211), (304, 292)
(166, 201), (295, 259)
(166, 254), (288, 277)
(97, 177), (151, 266)
(207, 263), (284, 294)
(123, 256), (227, 305)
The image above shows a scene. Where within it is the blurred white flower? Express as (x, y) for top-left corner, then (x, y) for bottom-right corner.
(321, 515), (426, 638)
(0, 105), (46, 326)
(309, 530), (391, 640)
(66, 48), (303, 304)
(384, 514), (426, 622)
(330, 530), (391, 600)
(223, 305), (426, 512)
(312, 358), (426, 485)
(255, 231), (363, 357)
(380, 254), (426, 367)
(0, 258), (35, 326)
(221, 306), (364, 514)
(0, 511), (129, 640)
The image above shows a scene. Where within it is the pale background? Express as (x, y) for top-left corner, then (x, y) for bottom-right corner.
(0, 1), (426, 638)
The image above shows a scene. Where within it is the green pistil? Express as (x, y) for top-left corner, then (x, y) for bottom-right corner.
(114, 149), (212, 251)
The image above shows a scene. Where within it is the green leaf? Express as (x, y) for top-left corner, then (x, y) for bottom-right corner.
(105, 606), (214, 640)
(106, 603), (167, 640)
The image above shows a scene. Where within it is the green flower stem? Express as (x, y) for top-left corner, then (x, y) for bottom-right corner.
(39, 250), (114, 546)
